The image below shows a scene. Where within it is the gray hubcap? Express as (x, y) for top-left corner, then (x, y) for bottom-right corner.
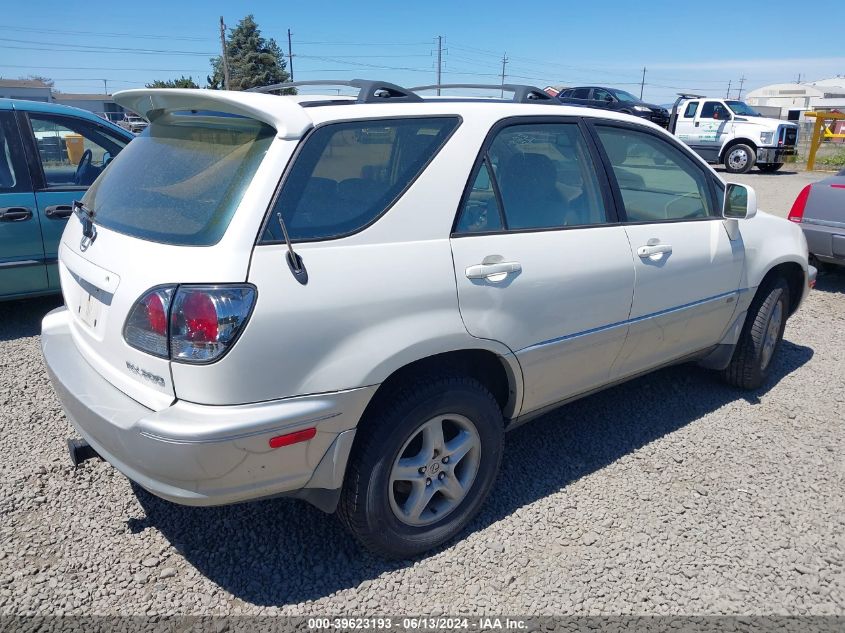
(761, 300), (783, 370)
(728, 148), (749, 169)
(388, 414), (481, 527)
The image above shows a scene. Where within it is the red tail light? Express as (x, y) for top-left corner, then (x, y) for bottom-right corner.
(181, 291), (219, 343)
(124, 285), (255, 363)
(124, 287), (174, 357)
(145, 292), (167, 335)
(788, 185), (812, 223)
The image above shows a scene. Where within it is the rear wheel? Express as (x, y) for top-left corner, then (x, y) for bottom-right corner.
(724, 144), (756, 174)
(723, 278), (790, 389)
(758, 162), (784, 173)
(338, 374), (504, 558)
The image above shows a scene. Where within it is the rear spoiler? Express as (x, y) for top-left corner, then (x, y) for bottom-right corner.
(112, 89), (313, 140)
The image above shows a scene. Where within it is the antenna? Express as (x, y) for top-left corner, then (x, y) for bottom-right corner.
(276, 212), (307, 285)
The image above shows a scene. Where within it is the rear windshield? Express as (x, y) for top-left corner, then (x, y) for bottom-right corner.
(261, 117), (459, 242)
(84, 112), (274, 246)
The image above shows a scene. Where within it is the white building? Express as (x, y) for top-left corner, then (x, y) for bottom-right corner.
(0, 79), (52, 102)
(745, 76), (845, 119)
(52, 93), (125, 121)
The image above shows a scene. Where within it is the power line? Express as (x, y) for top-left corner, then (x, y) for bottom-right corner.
(0, 64), (208, 72)
(0, 36), (214, 55)
(0, 24), (211, 42)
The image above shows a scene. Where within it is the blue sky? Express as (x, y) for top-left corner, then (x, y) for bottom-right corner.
(2, 0), (843, 104)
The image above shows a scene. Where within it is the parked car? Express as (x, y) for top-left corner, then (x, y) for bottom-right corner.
(788, 167), (845, 268)
(117, 112), (149, 134)
(668, 95), (798, 174)
(42, 81), (813, 559)
(557, 86), (669, 127)
(0, 99), (133, 301)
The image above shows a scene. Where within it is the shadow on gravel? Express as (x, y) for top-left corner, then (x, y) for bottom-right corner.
(131, 337), (813, 607)
(813, 268), (845, 294)
(713, 167), (800, 176)
(0, 295), (62, 342)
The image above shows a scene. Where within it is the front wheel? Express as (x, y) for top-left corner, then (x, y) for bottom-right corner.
(723, 278), (790, 389)
(724, 144), (757, 174)
(338, 374), (504, 558)
(758, 162), (784, 173)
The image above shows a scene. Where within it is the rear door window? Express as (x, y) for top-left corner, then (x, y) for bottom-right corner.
(683, 102), (699, 118)
(261, 117), (459, 242)
(455, 122), (608, 232)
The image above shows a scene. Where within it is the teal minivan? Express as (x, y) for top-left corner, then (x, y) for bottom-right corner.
(0, 99), (133, 300)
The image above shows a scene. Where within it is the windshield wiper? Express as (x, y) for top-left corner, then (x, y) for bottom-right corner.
(73, 200), (96, 240)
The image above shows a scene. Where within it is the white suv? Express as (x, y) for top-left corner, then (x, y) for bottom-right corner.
(41, 80), (814, 558)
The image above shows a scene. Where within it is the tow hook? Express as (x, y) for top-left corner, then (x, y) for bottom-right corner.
(67, 438), (101, 468)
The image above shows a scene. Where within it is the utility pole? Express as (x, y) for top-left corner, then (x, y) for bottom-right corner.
(796, 73), (802, 84)
(287, 29), (294, 82)
(219, 16), (230, 90)
(737, 75), (746, 100)
(102, 79), (108, 95)
(639, 67), (646, 99)
(435, 35), (443, 95)
(725, 80), (731, 99)
(500, 53), (508, 98)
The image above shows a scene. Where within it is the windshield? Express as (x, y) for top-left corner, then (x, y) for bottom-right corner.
(612, 89), (640, 103)
(84, 113), (274, 246)
(725, 100), (761, 117)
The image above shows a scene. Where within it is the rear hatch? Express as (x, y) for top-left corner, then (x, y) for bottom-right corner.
(58, 90), (311, 410)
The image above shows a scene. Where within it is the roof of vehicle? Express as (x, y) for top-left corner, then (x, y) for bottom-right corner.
(113, 83), (669, 139)
(0, 98), (134, 138)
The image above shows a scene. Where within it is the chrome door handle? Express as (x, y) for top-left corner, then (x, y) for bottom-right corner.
(637, 243), (672, 258)
(465, 261), (522, 281)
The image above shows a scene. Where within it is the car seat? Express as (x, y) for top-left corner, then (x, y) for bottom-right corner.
(497, 153), (567, 229)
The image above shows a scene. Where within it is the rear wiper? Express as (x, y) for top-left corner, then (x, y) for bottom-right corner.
(73, 200), (96, 240)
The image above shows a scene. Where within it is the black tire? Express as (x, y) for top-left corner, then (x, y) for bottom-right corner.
(723, 143), (757, 174)
(723, 278), (790, 389)
(338, 374), (504, 558)
(758, 162), (784, 173)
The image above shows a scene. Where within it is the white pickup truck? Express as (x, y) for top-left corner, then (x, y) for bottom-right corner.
(668, 94), (798, 174)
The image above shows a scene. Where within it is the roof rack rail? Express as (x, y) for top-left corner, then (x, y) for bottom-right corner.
(248, 79), (422, 103)
(411, 83), (554, 104)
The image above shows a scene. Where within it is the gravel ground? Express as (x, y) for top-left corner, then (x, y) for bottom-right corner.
(720, 167), (832, 219)
(1, 277), (844, 616)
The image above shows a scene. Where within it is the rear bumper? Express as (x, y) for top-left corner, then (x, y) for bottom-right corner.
(802, 221), (845, 265)
(41, 307), (375, 507)
(756, 146), (797, 163)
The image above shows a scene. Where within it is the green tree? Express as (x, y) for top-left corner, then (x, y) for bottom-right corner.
(146, 76), (201, 89)
(208, 15), (293, 92)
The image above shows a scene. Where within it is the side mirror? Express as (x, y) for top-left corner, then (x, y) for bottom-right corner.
(723, 183), (757, 220)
